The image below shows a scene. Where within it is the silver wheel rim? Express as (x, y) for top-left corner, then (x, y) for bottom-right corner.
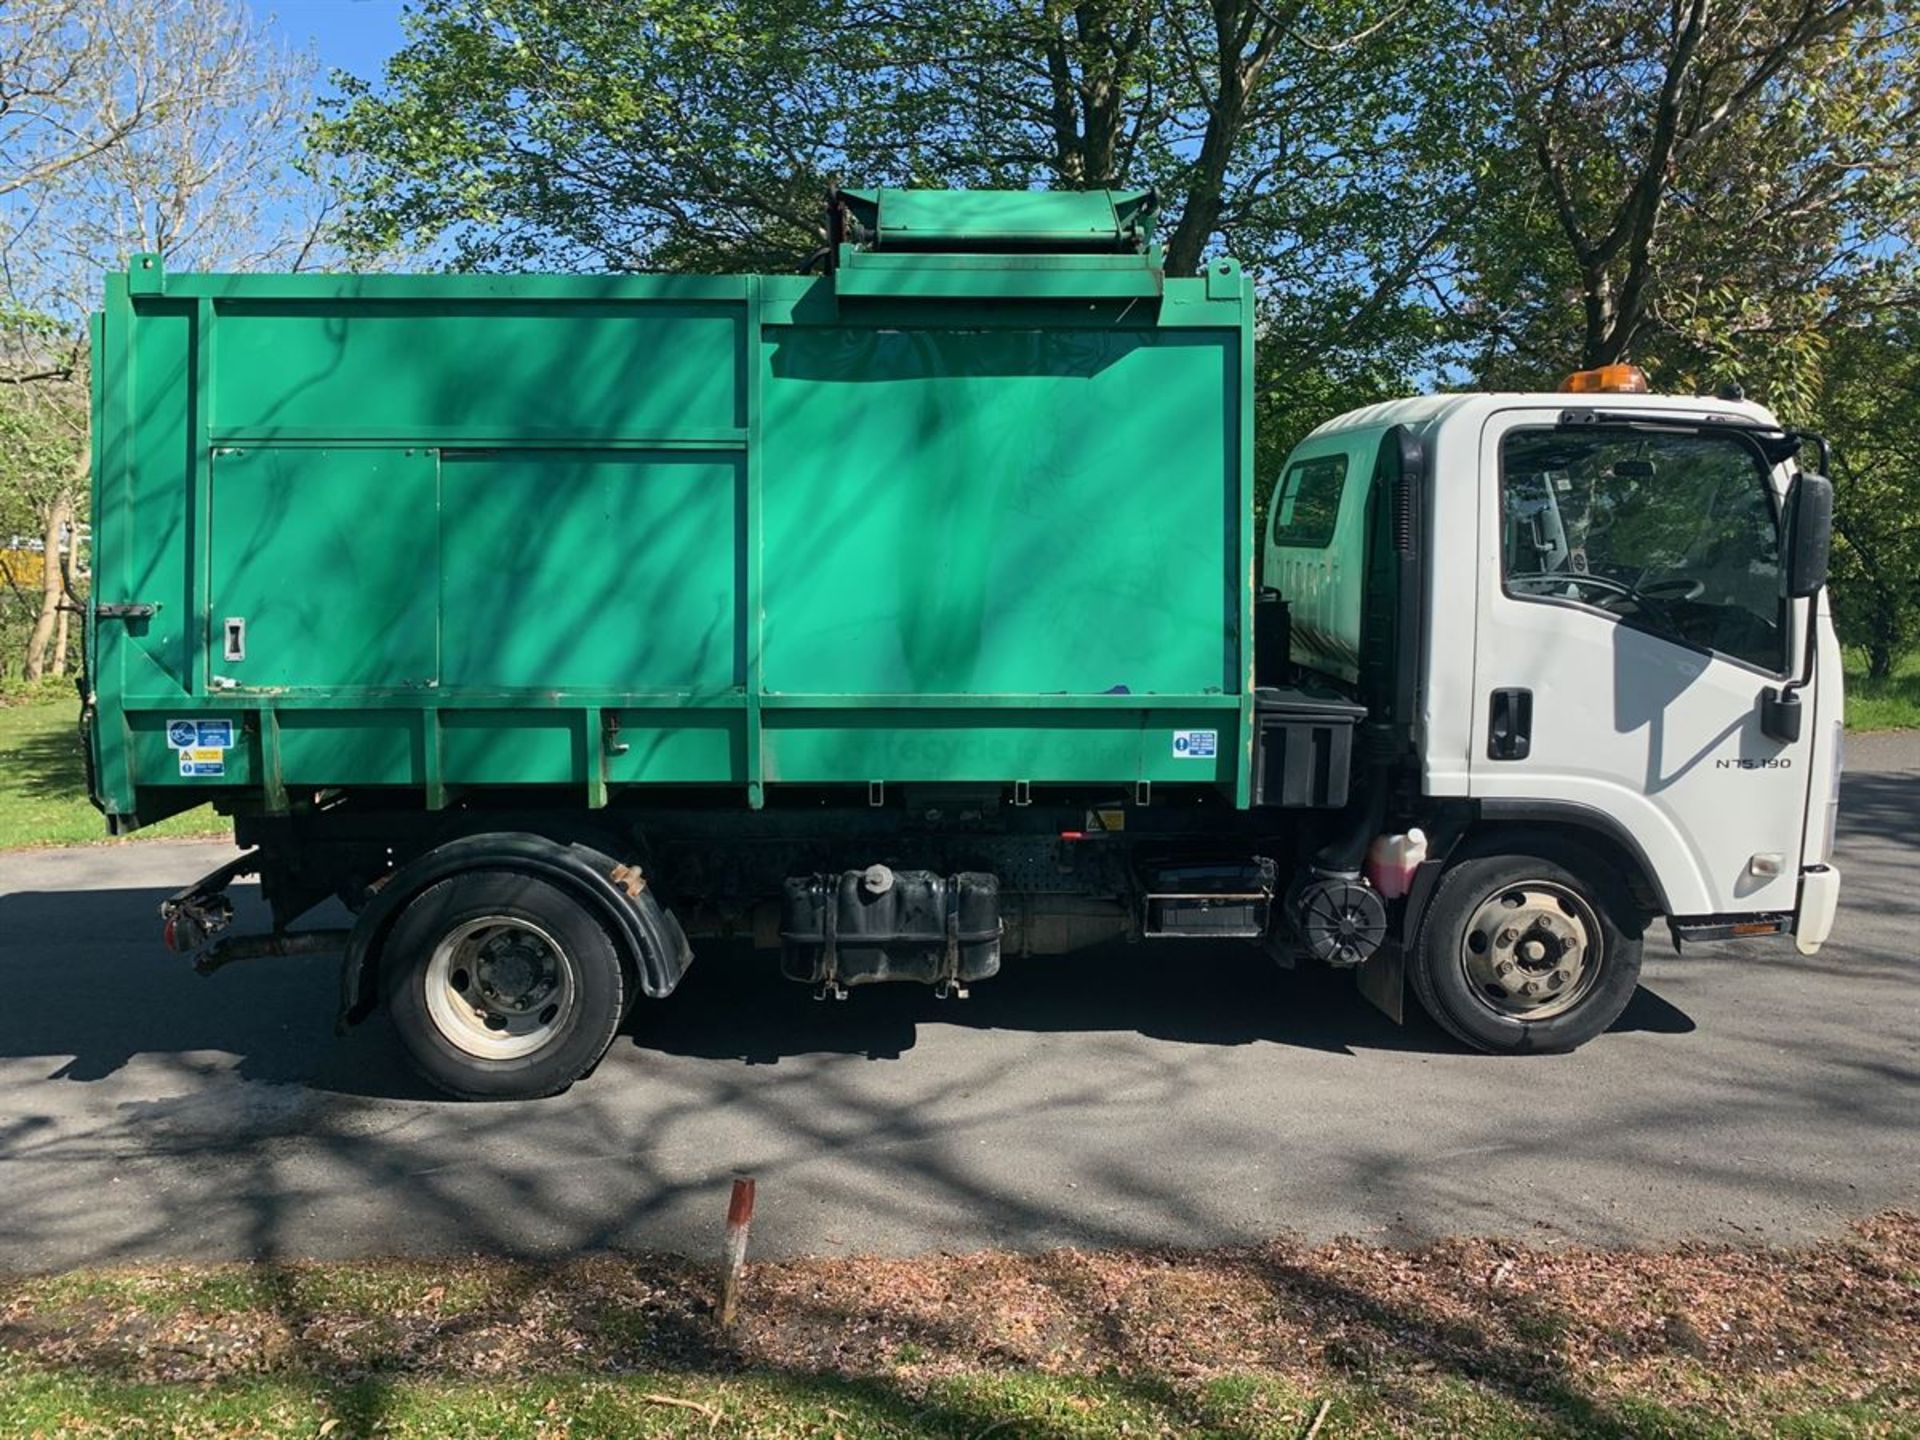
(1458, 881), (1601, 1021)
(423, 916), (576, 1060)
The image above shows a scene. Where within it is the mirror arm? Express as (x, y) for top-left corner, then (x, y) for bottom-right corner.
(1795, 430), (1832, 475)
(1761, 585), (1820, 745)
(1782, 601), (1817, 702)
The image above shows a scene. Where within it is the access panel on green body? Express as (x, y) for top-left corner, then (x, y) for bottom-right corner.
(759, 325), (1235, 698)
(207, 446), (742, 695)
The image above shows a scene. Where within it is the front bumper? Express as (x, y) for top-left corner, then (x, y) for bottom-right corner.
(1794, 865), (1840, 955)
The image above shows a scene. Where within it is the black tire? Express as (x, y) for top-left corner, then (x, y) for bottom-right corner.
(382, 869), (627, 1100)
(1409, 846), (1644, 1054)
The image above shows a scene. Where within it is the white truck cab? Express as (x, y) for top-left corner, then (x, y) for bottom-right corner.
(1268, 368), (1843, 1050)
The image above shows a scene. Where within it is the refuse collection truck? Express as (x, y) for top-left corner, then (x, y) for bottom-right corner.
(84, 187), (1845, 1099)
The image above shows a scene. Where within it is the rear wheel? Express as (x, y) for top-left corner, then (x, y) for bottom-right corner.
(383, 870), (626, 1100)
(1410, 847), (1643, 1053)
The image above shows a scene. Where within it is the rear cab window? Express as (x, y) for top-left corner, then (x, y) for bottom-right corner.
(1269, 453), (1349, 548)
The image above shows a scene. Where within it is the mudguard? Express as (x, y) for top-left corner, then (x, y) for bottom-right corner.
(336, 831), (692, 1030)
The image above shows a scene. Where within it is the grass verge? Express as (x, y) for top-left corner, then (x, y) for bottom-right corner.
(1845, 649), (1920, 732)
(0, 697), (224, 848)
(1, 1215), (1913, 1438)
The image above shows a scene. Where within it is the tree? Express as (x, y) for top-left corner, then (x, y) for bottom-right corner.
(0, 315), (86, 682)
(321, 1), (1478, 280)
(2, 1), (191, 202)
(316, 0), (861, 273)
(1459, 0), (1919, 404)
(1822, 314), (1920, 681)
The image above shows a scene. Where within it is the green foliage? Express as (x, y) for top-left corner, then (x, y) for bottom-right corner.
(0, 700), (222, 847)
(1453, 0), (1919, 412)
(0, 673), (75, 707)
(0, 373), (85, 521)
(316, 0), (852, 273)
(0, 374), (88, 681)
(1824, 316), (1920, 681)
(1844, 648), (1920, 732)
(317, 1), (1475, 277)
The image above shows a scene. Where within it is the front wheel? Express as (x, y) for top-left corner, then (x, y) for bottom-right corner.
(1409, 848), (1644, 1053)
(383, 870), (627, 1100)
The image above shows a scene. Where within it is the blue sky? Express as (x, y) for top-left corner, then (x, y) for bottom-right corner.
(251, 0), (408, 87)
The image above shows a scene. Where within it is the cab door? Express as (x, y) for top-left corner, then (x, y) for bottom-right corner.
(1468, 410), (1813, 918)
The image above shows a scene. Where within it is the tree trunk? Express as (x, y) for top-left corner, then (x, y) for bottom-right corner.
(51, 600), (70, 679)
(23, 492), (71, 683)
(1580, 268), (1619, 367)
(1165, 51), (1248, 277)
(54, 501), (83, 680)
(1040, 2), (1148, 189)
(1866, 601), (1897, 681)
(1164, 0), (1301, 276)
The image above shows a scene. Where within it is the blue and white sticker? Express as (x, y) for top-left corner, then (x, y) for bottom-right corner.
(1171, 729), (1217, 759)
(166, 718), (233, 751)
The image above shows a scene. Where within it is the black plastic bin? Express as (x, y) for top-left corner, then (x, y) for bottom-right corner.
(1252, 688), (1366, 809)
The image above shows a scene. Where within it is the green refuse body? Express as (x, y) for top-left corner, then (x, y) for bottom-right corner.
(85, 188), (1256, 830)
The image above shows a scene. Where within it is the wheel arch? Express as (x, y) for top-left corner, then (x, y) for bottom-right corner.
(336, 831), (692, 1032)
(1393, 801), (1668, 961)
(1454, 801), (1670, 921)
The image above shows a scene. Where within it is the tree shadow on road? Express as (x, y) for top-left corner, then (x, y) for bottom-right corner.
(0, 878), (1699, 1096)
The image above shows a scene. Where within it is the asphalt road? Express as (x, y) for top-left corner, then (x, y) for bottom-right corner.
(1, 737), (1915, 1272)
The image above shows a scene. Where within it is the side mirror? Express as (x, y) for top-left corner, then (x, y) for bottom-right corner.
(1784, 472), (1833, 598)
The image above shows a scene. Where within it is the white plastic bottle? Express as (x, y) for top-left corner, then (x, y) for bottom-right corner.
(1364, 827), (1429, 900)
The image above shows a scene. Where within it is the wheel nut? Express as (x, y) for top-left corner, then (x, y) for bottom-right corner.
(1499, 928), (1519, 945)
(1550, 969), (1568, 987)
(1495, 960), (1514, 977)
(1522, 980), (1539, 996)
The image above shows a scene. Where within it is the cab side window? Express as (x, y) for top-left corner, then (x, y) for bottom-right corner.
(1269, 453), (1348, 548)
(1500, 427), (1785, 672)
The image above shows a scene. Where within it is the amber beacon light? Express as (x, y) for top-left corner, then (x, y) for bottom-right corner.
(1562, 363), (1651, 394)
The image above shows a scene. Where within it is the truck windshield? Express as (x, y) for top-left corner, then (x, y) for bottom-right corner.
(1500, 426), (1786, 673)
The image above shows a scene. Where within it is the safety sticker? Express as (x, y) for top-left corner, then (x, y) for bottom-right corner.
(1171, 729), (1217, 759)
(166, 718), (233, 750)
(178, 747), (225, 778)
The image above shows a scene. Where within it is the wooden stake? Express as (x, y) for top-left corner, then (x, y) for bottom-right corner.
(719, 1175), (756, 1329)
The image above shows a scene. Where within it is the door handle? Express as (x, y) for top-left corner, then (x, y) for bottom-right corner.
(1488, 688), (1532, 760)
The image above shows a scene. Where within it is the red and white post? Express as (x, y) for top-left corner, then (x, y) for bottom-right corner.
(718, 1176), (756, 1329)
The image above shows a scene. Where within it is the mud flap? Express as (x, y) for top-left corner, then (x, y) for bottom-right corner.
(1355, 854), (1448, 1025)
(1355, 943), (1404, 1023)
